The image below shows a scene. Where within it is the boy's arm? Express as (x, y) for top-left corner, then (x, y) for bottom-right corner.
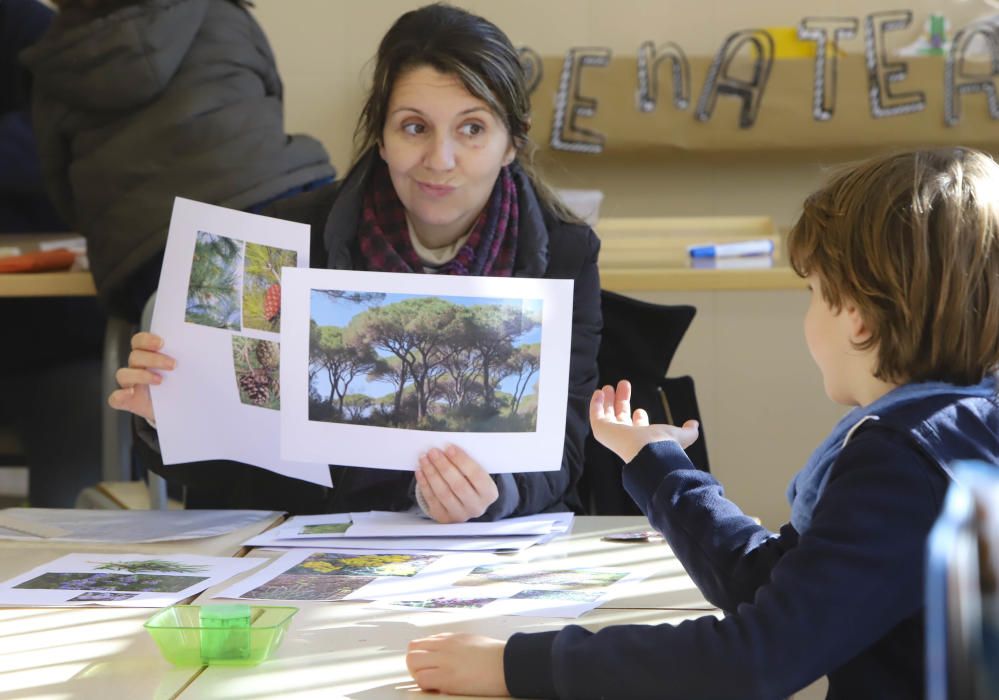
(625, 441), (796, 611)
(504, 430), (947, 699)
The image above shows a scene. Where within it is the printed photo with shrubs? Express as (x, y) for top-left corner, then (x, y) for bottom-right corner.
(240, 573), (373, 601)
(308, 290), (543, 433)
(393, 596), (497, 609)
(299, 522), (352, 535)
(243, 242), (296, 333)
(185, 231), (244, 330)
(232, 336), (281, 410)
(69, 591), (139, 602)
(15, 572), (207, 593)
(286, 552), (438, 578)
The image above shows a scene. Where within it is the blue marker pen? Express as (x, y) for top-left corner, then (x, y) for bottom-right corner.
(688, 239), (775, 258)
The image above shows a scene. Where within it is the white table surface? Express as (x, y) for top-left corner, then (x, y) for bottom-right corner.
(0, 511), (283, 700)
(182, 516), (719, 700)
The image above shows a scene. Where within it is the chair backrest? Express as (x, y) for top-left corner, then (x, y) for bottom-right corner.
(926, 461), (999, 700)
(578, 290), (708, 515)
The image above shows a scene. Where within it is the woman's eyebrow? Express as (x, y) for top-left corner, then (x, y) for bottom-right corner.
(389, 106), (491, 117)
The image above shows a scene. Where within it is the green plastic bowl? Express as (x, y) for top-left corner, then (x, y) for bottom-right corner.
(144, 604), (298, 666)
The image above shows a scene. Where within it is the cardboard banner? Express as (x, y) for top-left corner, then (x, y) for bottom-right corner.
(524, 20), (999, 153)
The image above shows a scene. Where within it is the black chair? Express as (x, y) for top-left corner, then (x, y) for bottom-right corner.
(578, 290), (708, 515)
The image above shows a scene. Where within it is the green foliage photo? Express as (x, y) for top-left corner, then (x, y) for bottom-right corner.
(185, 231), (243, 330)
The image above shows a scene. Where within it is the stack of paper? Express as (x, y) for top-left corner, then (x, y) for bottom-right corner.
(243, 510), (573, 553)
(0, 509), (283, 543)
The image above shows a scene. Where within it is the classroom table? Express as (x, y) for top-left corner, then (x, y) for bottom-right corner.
(0, 516), (716, 700)
(0, 512), (283, 700)
(181, 516), (719, 700)
(0, 234), (96, 298)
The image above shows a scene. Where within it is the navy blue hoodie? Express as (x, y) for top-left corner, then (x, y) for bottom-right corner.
(504, 387), (999, 699)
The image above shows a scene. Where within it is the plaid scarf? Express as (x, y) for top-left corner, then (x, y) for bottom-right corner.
(357, 159), (519, 276)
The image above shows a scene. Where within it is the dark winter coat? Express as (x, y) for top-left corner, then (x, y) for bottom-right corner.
(0, 0), (64, 232)
(21, 0), (333, 315)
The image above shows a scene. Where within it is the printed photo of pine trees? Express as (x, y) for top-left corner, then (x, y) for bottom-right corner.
(308, 290), (543, 432)
(184, 231), (296, 334)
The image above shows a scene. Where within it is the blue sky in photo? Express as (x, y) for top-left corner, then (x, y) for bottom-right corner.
(310, 290), (542, 400)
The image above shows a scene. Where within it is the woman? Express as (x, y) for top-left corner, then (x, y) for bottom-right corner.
(110, 3), (602, 522)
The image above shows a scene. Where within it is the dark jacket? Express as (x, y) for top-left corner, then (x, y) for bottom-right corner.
(142, 157), (602, 518)
(0, 0), (63, 232)
(21, 0), (333, 315)
(504, 388), (999, 699)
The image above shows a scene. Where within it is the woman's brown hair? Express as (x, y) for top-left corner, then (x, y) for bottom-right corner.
(351, 2), (579, 224)
(788, 147), (999, 385)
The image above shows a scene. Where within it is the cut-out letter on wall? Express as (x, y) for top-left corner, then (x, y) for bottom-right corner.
(864, 11), (927, 118)
(636, 41), (690, 112)
(518, 46), (543, 97)
(797, 17), (858, 121)
(550, 48), (611, 153)
(945, 21), (999, 126)
(695, 30), (774, 128)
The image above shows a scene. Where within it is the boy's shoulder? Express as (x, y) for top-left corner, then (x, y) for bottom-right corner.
(852, 389), (999, 477)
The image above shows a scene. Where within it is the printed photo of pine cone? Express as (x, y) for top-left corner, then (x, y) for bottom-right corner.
(232, 336), (280, 410)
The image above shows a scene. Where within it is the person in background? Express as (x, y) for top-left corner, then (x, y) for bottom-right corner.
(0, 0), (104, 507)
(22, 0), (334, 322)
(109, 3), (602, 522)
(406, 148), (999, 698)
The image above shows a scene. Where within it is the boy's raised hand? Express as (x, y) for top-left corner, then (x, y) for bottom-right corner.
(107, 332), (176, 425)
(590, 380), (700, 463)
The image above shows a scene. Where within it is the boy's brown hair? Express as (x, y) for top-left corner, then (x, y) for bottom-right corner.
(788, 147), (999, 385)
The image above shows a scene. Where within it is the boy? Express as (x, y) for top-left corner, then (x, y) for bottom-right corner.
(405, 148), (999, 699)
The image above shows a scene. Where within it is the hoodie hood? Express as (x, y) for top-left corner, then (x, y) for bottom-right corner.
(20, 0), (207, 111)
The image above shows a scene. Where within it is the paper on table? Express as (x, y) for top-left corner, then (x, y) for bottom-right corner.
(279, 268), (573, 473)
(347, 513), (558, 538)
(243, 532), (546, 553)
(350, 510), (572, 536)
(214, 549), (492, 602)
(149, 198), (330, 486)
(364, 563), (647, 618)
(0, 508), (283, 543)
(0, 553), (264, 607)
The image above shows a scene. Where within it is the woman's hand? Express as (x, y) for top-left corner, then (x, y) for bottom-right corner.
(590, 380), (700, 463)
(415, 444), (499, 523)
(407, 633), (508, 697)
(106, 332), (176, 425)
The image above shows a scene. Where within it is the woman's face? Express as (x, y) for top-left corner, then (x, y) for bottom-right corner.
(379, 65), (516, 247)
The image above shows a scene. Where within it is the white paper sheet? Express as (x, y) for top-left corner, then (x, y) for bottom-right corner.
(347, 510), (561, 537)
(365, 564), (647, 619)
(279, 268), (573, 473)
(242, 532), (546, 553)
(0, 509), (283, 543)
(0, 553), (264, 607)
(149, 198), (330, 486)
